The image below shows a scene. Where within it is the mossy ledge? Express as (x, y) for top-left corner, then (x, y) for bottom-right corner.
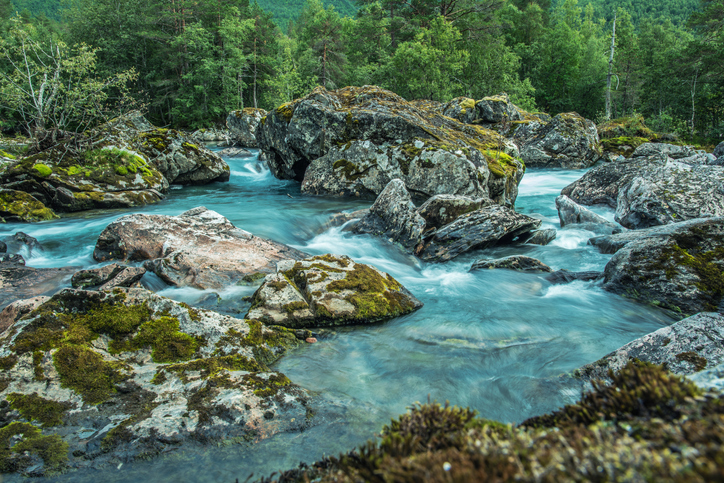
(260, 361), (723, 482)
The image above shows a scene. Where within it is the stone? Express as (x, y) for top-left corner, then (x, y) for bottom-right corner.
(324, 209), (370, 231)
(5, 232), (43, 256)
(0, 287), (311, 476)
(576, 313), (724, 384)
(0, 296), (49, 333)
(0, 240), (5, 253)
(0, 254), (25, 265)
(631, 142), (697, 160)
(561, 158), (645, 208)
(602, 217), (724, 315)
(226, 108), (267, 147)
(474, 93), (524, 124)
(471, 256), (552, 273)
(518, 229), (557, 246)
(0, 264), (77, 310)
(415, 205), (542, 262)
(351, 179), (426, 250)
(71, 264), (146, 290)
(216, 147), (253, 157)
(246, 254), (422, 328)
(588, 218), (712, 255)
(416, 194), (486, 230)
(714, 141), (724, 159)
(545, 270), (603, 285)
(517, 113), (602, 169)
(258, 86), (524, 206)
(0, 189), (57, 222)
(555, 195), (622, 234)
(93, 207), (305, 290)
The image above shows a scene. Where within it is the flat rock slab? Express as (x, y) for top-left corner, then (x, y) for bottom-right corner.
(0, 264), (76, 311)
(93, 206), (305, 289)
(246, 254), (422, 328)
(576, 313), (724, 384)
(0, 288), (311, 477)
(589, 217), (717, 254)
(602, 217), (724, 315)
(416, 205), (541, 262)
(471, 256), (552, 273)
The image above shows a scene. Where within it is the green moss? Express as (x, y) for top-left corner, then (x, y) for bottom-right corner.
(675, 351), (708, 371)
(182, 142), (199, 151)
(598, 114), (656, 140)
(283, 301), (309, 314)
(0, 354), (18, 371)
(115, 166), (128, 175)
(155, 354), (265, 384)
(312, 254), (351, 267)
(268, 280), (288, 291)
(241, 272), (266, 284)
(0, 148), (17, 159)
(333, 159), (365, 181)
(0, 422), (68, 474)
(53, 345), (130, 405)
(32, 163), (52, 177)
(242, 372), (291, 398)
(460, 98), (476, 110)
(6, 393), (72, 427)
(276, 102), (295, 122)
(0, 190), (57, 222)
(600, 136), (650, 156)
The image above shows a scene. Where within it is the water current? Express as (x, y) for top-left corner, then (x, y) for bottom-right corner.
(2, 150), (675, 482)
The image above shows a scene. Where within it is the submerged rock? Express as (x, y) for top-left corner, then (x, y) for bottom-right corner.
(416, 205), (541, 262)
(517, 112), (601, 169)
(351, 179), (426, 250)
(246, 254), (422, 328)
(93, 207), (305, 289)
(0, 288), (312, 476)
(71, 263), (146, 291)
(576, 312), (724, 383)
(258, 86), (524, 205)
(545, 270), (603, 285)
(227, 108), (267, 147)
(555, 195), (622, 234)
(602, 217), (724, 314)
(471, 256), (552, 273)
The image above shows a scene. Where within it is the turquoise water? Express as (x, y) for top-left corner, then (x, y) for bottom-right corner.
(1, 151), (674, 482)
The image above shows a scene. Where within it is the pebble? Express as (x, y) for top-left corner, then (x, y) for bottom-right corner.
(306, 337), (317, 343)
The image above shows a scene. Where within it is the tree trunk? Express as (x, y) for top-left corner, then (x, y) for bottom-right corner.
(691, 66), (699, 136)
(605, 13), (616, 121)
(253, 37), (258, 108)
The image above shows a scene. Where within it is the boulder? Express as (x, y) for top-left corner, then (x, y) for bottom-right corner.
(575, 312), (724, 384)
(561, 158), (645, 208)
(545, 270), (603, 285)
(258, 86), (524, 206)
(190, 127), (230, 143)
(93, 207), (305, 289)
(71, 263), (146, 290)
(227, 108), (267, 147)
(4, 232), (43, 256)
(0, 288), (312, 476)
(441, 97), (479, 124)
(518, 229), (557, 246)
(631, 142), (697, 160)
(0, 254), (25, 265)
(415, 205), (542, 262)
(217, 147), (253, 158)
(602, 217), (724, 315)
(0, 296), (49, 333)
(471, 256), (552, 273)
(517, 113), (601, 169)
(714, 141), (724, 159)
(246, 255), (422, 328)
(0, 189), (57, 222)
(0, 264), (76, 310)
(0, 240), (5, 253)
(417, 194), (487, 230)
(474, 93), (524, 124)
(555, 195), (622, 234)
(351, 179), (426, 250)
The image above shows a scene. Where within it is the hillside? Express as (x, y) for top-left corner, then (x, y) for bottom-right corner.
(559, 0), (699, 25)
(256, 0), (358, 30)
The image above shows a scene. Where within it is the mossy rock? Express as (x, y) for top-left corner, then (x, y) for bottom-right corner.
(0, 189), (57, 222)
(598, 114), (657, 140)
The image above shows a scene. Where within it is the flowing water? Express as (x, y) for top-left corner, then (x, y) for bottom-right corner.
(1, 151), (674, 482)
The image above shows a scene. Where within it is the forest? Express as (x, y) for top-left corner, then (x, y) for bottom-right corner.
(0, 0), (721, 141)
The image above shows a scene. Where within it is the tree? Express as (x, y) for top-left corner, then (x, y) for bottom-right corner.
(296, 0), (348, 89)
(0, 19), (137, 144)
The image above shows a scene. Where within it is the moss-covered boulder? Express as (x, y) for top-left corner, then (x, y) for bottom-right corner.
(0, 288), (312, 476)
(246, 254), (423, 328)
(603, 217), (724, 314)
(258, 86), (524, 206)
(93, 206), (306, 289)
(516, 112), (602, 169)
(227, 108), (267, 147)
(0, 189), (57, 222)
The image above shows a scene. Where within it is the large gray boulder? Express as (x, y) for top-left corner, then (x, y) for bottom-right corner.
(246, 254), (422, 328)
(576, 312), (724, 383)
(93, 207), (305, 289)
(517, 113), (602, 169)
(602, 217), (724, 315)
(258, 86), (524, 206)
(417, 194), (487, 230)
(416, 205), (541, 262)
(351, 179), (426, 250)
(555, 195), (622, 234)
(227, 108), (267, 147)
(0, 288), (311, 476)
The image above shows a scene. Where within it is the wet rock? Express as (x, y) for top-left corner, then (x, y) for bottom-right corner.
(325, 209), (370, 231)
(518, 229), (557, 246)
(216, 147), (252, 158)
(246, 254), (422, 328)
(545, 270), (603, 285)
(602, 217), (724, 315)
(555, 195), (622, 234)
(415, 205), (542, 262)
(0, 240), (5, 253)
(471, 256), (552, 273)
(351, 179), (426, 250)
(93, 207), (305, 290)
(0, 296), (49, 333)
(0, 264), (76, 310)
(587, 219), (711, 255)
(631, 142), (697, 159)
(0, 189), (57, 222)
(518, 113), (601, 169)
(575, 312), (724, 384)
(0, 288), (312, 476)
(714, 141), (724, 159)
(5, 232), (43, 256)
(417, 194), (486, 230)
(0, 254), (25, 265)
(71, 263), (146, 290)
(226, 108), (267, 147)
(561, 158), (645, 208)
(258, 86), (524, 205)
